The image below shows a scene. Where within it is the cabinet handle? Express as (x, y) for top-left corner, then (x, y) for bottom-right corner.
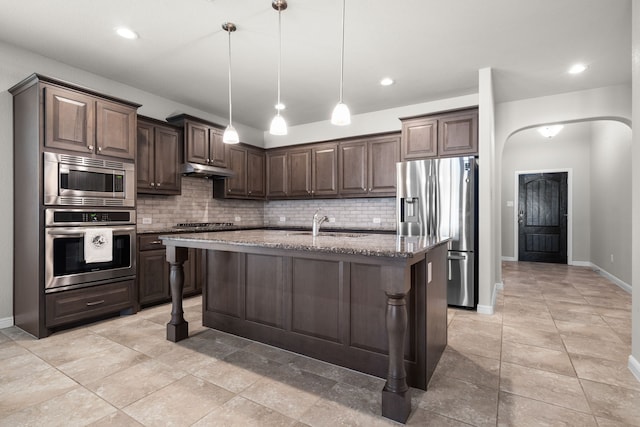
(150, 240), (162, 245)
(86, 300), (105, 307)
(87, 145), (93, 151)
(150, 183), (155, 187)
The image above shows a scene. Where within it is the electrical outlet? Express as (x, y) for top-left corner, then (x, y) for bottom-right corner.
(611, 254), (614, 263)
(279, 216), (286, 222)
(329, 217), (336, 223)
(373, 218), (381, 224)
(234, 216), (241, 222)
(142, 217), (152, 225)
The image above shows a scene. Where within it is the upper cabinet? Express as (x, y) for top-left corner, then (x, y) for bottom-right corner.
(166, 114), (227, 168)
(214, 143), (265, 199)
(400, 108), (478, 160)
(43, 83), (137, 160)
(137, 117), (181, 195)
(339, 134), (400, 197)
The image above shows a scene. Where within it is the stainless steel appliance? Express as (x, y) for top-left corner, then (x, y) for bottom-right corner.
(397, 157), (478, 308)
(45, 209), (136, 292)
(44, 152), (135, 207)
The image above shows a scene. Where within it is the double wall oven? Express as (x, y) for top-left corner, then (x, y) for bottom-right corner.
(43, 152), (136, 293)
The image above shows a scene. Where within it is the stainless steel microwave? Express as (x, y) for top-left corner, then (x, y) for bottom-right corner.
(43, 152), (135, 207)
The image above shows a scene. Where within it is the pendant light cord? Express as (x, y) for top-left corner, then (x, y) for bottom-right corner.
(277, 8), (282, 116)
(227, 26), (233, 126)
(339, 0), (345, 103)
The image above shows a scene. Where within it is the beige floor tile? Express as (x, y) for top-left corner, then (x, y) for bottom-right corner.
(502, 312), (558, 333)
(0, 367), (77, 415)
(419, 374), (498, 427)
(86, 358), (188, 408)
(561, 334), (631, 364)
(571, 354), (640, 392)
(594, 416), (640, 427)
(241, 377), (324, 420)
(0, 349), (51, 383)
(0, 387), (116, 427)
(194, 395), (298, 427)
(87, 410), (145, 426)
(56, 342), (149, 385)
(124, 374), (234, 426)
(581, 379), (640, 426)
(299, 395), (396, 427)
(555, 320), (625, 343)
(192, 358), (264, 393)
(406, 408), (473, 426)
(501, 340), (575, 376)
(447, 326), (502, 360)
(499, 362), (590, 413)
(19, 330), (122, 366)
(549, 310), (609, 326)
(244, 341), (300, 364)
(583, 296), (631, 310)
(497, 391), (597, 427)
(502, 324), (564, 351)
(0, 333), (11, 345)
(431, 347), (501, 389)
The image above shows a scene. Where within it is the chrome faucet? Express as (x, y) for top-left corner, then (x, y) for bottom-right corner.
(312, 209), (329, 237)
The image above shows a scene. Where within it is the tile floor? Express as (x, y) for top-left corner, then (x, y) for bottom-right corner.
(0, 261), (638, 426)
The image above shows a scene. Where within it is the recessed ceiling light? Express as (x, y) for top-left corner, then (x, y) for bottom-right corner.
(116, 27), (139, 40)
(568, 63), (587, 74)
(538, 125), (564, 138)
(275, 103), (286, 110)
(380, 77), (394, 86)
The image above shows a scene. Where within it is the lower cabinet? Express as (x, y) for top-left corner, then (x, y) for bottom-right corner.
(137, 234), (203, 306)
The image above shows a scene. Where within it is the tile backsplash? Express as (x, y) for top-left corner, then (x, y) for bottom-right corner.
(137, 176), (397, 232)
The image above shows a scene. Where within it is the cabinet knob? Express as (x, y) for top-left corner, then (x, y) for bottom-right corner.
(87, 145), (93, 151)
(150, 183), (155, 187)
(156, 183), (161, 187)
(206, 158), (210, 164)
(97, 146), (102, 152)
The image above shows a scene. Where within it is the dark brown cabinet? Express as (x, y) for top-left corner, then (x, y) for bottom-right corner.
(167, 114), (227, 168)
(214, 144), (265, 199)
(266, 150), (288, 199)
(312, 143), (339, 197)
(400, 108), (478, 160)
(136, 117), (181, 195)
(288, 148), (312, 198)
(339, 134), (399, 197)
(137, 234), (203, 306)
(44, 84), (137, 160)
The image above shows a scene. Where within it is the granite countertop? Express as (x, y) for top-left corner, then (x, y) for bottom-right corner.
(138, 225), (395, 235)
(160, 229), (447, 258)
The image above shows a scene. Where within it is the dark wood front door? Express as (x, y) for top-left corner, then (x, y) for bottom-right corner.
(518, 172), (568, 263)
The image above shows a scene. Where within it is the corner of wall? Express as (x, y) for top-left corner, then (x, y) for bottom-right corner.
(629, 355), (640, 383)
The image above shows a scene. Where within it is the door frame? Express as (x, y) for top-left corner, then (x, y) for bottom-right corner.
(513, 168), (573, 264)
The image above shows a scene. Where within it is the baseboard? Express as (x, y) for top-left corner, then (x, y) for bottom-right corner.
(591, 263), (632, 294)
(570, 260), (593, 267)
(496, 282), (504, 290)
(476, 304), (494, 315)
(502, 256), (517, 262)
(0, 316), (14, 329)
(629, 355), (640, 383)
(477, 283), (499, 315)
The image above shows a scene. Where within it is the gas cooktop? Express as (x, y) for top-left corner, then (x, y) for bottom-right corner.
(174, 222), (234, 231)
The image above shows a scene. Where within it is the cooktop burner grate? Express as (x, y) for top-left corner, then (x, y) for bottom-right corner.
(175, 222), (234, 228)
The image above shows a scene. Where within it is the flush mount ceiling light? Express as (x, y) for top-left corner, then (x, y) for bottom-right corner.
(568, 63), (587, 74)
(115, 27), (138, 40)
(331, 0), (350, 126)
(380, 77), (395, 86)
(222, 22), (239, 144)
(270, 0), (288, 136)
(538, 124), (564, 138)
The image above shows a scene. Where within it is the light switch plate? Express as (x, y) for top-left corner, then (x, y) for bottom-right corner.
(234, 216), (241, 222)
(279, 216), (286, 222)
(506, 201), (514, 207)
(142, 217), (152, 225)
(373, 217), (381, 223)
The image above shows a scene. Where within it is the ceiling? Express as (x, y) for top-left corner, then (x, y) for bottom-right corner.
(0, 0), (631, 131)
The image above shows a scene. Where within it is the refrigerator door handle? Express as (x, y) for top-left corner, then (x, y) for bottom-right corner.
(447, 254), (467, 260)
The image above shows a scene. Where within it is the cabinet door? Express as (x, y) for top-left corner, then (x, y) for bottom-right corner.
(312, 143), (338, 197)
(437, 109), (478, 157)
(136, 121), (155, 193)
(209, 128), (227, 167)
(96, 99), (136, 160)
(247, 148), (266, 198)
(368, 135), (400, 195)
(267, 151), (288, 198)
(401, 117), (438, 160)
(225, 145), (248, 197)
(44, 85), (96, 154)
(138, 249), (170, 305)
(288, 149), (312, 198)
(338, 140), (368, 196)
(154, 126), (181, 194)
(185, 121), (209, 164)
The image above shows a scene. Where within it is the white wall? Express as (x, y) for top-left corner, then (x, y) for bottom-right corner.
(590, 121), (632, 285)
(501, 124), (592, 263)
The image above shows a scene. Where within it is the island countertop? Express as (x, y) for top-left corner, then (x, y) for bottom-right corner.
(159, 229), (446, 258)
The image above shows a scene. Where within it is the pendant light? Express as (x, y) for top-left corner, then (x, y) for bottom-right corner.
(222, 22), (239, 144)
(270, 0), (288, 135)
(331, 0), (350, 126)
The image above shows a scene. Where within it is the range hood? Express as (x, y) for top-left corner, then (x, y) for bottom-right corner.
(181, 162), (234, 178)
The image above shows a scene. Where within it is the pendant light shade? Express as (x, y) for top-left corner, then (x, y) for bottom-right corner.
(270, 0), (288, 136)
(222, 22), (239, 144)
(331, 0), (350, 126)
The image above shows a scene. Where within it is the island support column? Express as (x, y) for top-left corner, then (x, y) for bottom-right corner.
(381, 265), (412, 423)
(166, 246), (189, 342)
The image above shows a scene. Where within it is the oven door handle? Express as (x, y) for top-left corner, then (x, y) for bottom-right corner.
(46, 226), (136, 237)
(46, 229), (86, 238)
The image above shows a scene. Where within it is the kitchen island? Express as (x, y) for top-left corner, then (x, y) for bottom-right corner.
(160, 229), (449, 423)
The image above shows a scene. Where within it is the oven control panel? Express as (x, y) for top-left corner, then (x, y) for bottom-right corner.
(45, 209), (135, 227)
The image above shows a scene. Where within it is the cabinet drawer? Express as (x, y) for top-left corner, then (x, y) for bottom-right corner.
(46, 280), (135, 327)
(139, 234), (166, 251)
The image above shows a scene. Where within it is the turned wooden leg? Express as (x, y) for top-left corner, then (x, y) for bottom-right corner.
(166, 246), (189, 342)
(382, 291), (411, 423)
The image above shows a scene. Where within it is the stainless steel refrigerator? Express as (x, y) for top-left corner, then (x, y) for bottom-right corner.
(397, 157), (478, 308)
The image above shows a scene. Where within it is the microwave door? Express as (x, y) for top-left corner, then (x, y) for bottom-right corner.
(59, 164), (125, 199)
